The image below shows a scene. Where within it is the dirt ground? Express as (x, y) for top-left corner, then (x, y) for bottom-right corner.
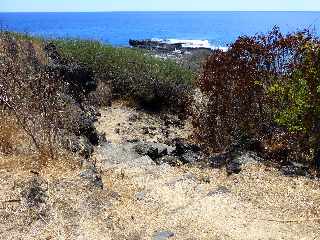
(1, 101), (320, 240)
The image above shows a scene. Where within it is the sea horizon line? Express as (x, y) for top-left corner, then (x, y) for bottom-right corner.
(1, 10), (320, 13)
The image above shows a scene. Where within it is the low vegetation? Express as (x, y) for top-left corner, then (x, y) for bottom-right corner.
(0, 32), (99, 165)
(2, 28), (320, 174)
(0, 32), (196, 170)
(54, 39), (195, 112)
(193, 27), (320, 170)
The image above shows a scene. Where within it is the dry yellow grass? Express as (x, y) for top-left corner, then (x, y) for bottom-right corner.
(1, 102), (320, 240)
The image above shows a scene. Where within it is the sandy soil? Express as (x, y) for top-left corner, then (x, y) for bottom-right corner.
(94, 102), (320, 240)
(1, 101), (320, 240)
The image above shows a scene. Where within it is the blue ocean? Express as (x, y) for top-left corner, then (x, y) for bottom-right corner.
(1, 12), (320, 48)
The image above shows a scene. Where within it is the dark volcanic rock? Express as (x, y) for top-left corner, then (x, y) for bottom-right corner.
(226, 160), (242, 175)
(129, 39), (183, 52)
(208, 153), (230, 169)
(135, 143), (159, 160)
(156, 155), (181, 166)
(44, 42), (97, 99)
(134, 142), (174, 160)
(281, 161), (309, 177)
(80, 166), (103, 189)
(171, 139), (202, 164)
(173, 138), (201, 156)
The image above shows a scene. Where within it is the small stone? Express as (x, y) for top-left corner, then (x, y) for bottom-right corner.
(156, 155), (181, 166)
(174, 139), (201, 156)
(134, 143), (158, 160)
(110, 191), (121, 199)
(152, 231), (174, 240)
(21, 177), (48, 208)
(201, 176), (211, 183)
(128, 114), (140, 122)
(135, 192), (145, 201)
(207, 186), (231, 196)
(226, 160), (242, 175)
(142, 127), (149, 135)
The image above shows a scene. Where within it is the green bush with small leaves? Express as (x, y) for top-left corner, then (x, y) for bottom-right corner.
(54, 39), (195, 112)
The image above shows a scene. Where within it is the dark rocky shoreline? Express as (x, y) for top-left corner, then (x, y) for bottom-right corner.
(129, 39), (213, 53)
(129, 39), (214, 71)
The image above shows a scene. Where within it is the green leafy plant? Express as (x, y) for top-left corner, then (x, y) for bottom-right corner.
(54, 39), (195, 112)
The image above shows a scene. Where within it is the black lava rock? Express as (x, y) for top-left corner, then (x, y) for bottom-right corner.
(208, 153), (230, 169)
(226, 160), (242, 175)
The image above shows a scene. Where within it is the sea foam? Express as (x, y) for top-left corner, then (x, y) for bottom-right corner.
(152, 38), (227, 51)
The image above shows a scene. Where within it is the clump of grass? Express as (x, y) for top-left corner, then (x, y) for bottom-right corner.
(54, 39), (195, 112)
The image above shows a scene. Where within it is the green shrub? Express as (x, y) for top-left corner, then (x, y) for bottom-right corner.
(54, 39), (195, 112)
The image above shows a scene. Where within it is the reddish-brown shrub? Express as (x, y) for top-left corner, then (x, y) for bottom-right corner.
(193, 27), (320, 169)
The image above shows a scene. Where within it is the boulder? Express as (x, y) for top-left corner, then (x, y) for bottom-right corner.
(173, 138), (201, 156)
(225, 152), (263, 175)
(134, 143), (159, 160)
(171, 138), (202, 164)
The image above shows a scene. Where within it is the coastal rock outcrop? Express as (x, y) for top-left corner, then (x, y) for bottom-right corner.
(129, 39), (184, 52)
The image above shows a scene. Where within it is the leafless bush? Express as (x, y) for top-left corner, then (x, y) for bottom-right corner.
(0, 33), (97, 160)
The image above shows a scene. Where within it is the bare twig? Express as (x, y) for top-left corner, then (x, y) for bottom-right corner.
(257, 217), (320, 223)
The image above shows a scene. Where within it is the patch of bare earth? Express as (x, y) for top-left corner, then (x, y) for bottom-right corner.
(1, 101), (320, 239)
(95, 101), (192, 144)
(94, 101), (320, 240)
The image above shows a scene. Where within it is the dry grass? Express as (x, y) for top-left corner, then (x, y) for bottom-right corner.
(0, 116), (20, 154)
(92, 103), (320, 240)
(1, 102), (320, 239)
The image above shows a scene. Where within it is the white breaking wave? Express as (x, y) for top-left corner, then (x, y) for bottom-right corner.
(167, 39), (211, 48)
(152, 38), (228, 51)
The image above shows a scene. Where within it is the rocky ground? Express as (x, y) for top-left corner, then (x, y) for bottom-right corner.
(1, 101), (320, 239)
